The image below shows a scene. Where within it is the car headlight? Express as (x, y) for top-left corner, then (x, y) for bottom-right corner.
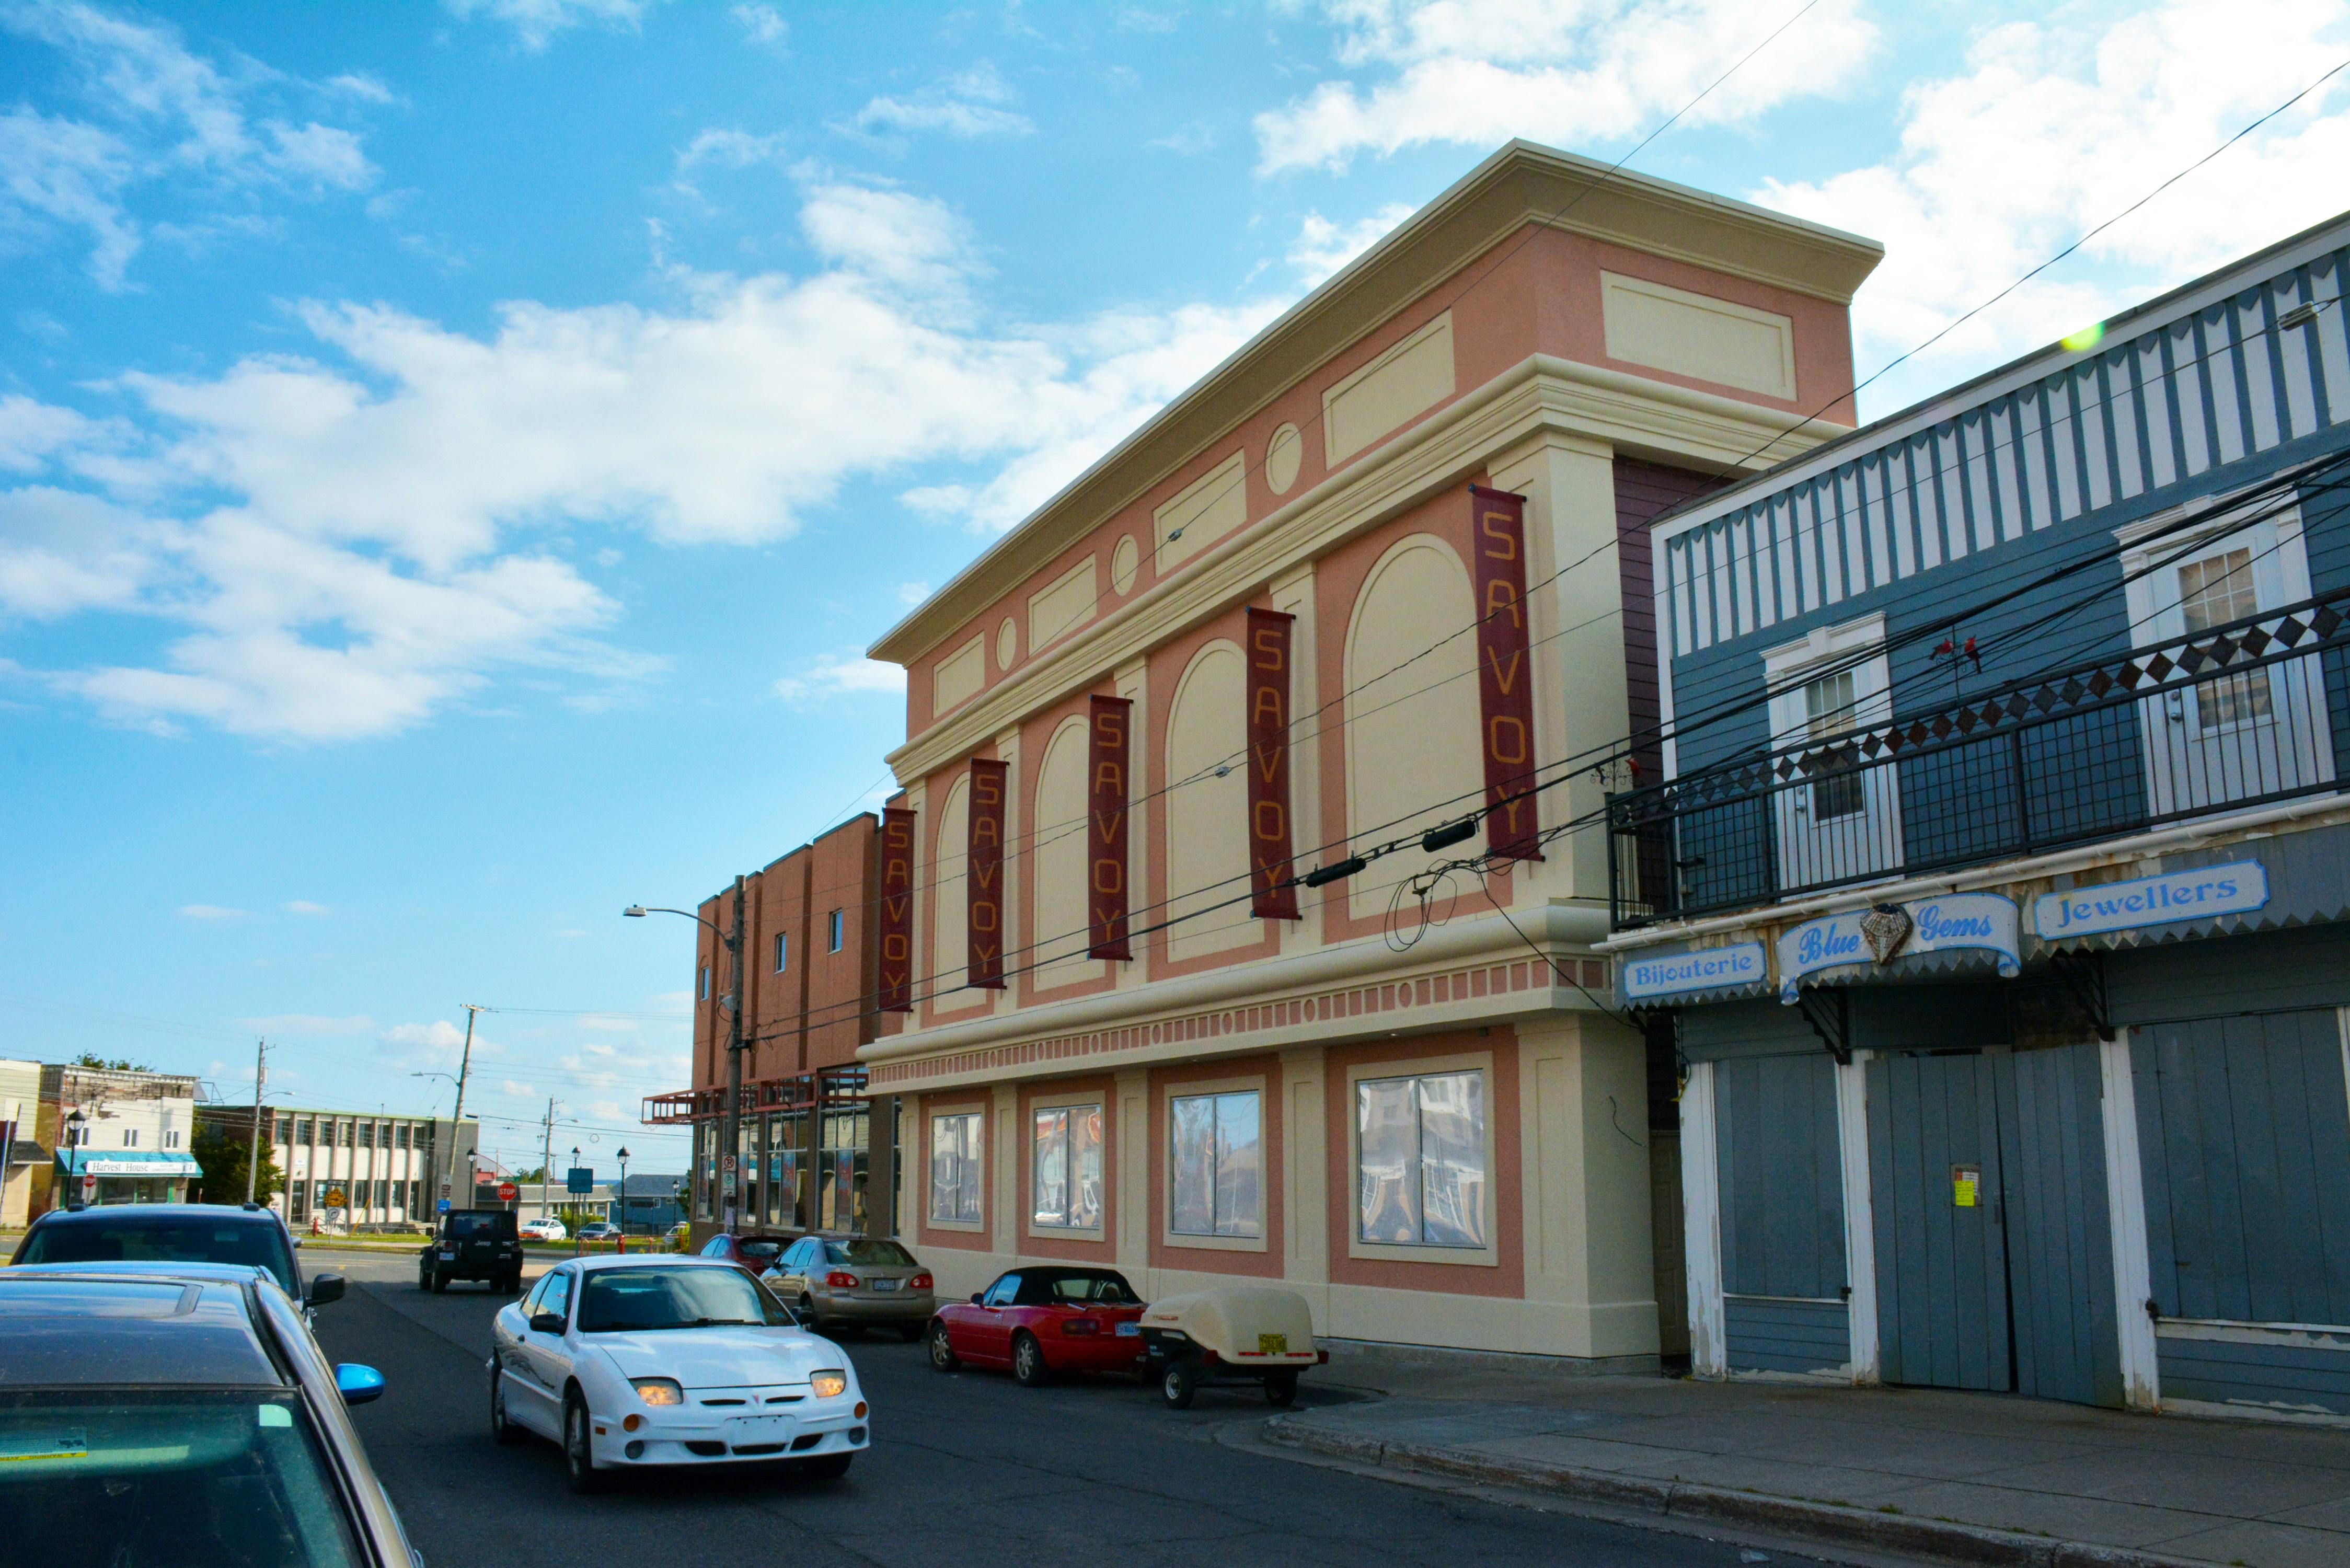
(809, 1370), (848, 1399)
(630, 1378), (684, 1406)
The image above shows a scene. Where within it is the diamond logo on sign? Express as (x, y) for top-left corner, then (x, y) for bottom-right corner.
(1780, 894), (2020, 1001)
(1860, 904), (1912, 963)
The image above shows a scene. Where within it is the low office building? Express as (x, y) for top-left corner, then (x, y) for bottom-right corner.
(47, 1064), (202, 1206)
(1607, 213), (2350, 1420)
(261, 1105), (479, 1231)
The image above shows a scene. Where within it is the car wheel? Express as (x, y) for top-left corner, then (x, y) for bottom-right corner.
(799, 1295), (821, 1332)
(1265, 1370), (1300, 1408)
(897, 1322), (926, 1344)
(489, 1357), (527, 1446)
(798, 1452), (852, 1481)
(1161, 1361), (1199, 1410)
(927, 1320), (960, 1371)
(562, 1391), (606, 1494)
(1011, 1332), (1050, 1388)
(430, 1270), (449, 1295)
(417, 1268), (430, 1292)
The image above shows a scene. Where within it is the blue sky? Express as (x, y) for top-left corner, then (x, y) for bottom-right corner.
(3, 0), (2346, 1175)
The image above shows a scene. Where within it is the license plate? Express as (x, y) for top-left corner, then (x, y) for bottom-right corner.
(869, 1277), (900, 1292)
(1258, 1332), (1288, 1355)
(727, 1414), (791, 1436)
(1115, 1321), (1141, 1338)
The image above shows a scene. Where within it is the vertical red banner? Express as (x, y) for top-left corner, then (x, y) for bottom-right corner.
(965, 758), (1008, 989)
(1245, 606), (1301, 918)
(1087, 695), (1132, 959)
(877, 806), (916, 1011)
(1470, 485), (1543, 860)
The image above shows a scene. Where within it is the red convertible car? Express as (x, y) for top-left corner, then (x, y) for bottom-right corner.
(926, 1266), (1146, 1386)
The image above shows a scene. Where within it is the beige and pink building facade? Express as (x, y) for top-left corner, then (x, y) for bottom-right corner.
(850, 141), (1882, 1362)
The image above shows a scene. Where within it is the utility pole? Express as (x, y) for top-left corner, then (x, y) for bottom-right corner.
(539, 1097), (557, 1221)
(245, 1038), (268, 1205)
(721, 874), (746, 1232)
(427, 1004), (482, 1217)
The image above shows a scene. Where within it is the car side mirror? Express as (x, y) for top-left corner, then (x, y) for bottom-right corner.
(970, 1293), (984, 1304)
(307, 1274), (345, 1307)
(335, 1364), (385, 1406)
(529, 1311), (566, 1334)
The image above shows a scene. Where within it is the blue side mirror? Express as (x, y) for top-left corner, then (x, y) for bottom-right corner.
(336, 1364), (386, 1406)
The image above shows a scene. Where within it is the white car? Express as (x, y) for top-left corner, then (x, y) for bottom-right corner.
(488, 1255), (868, 1493)
(519, 1216), (567, 1242)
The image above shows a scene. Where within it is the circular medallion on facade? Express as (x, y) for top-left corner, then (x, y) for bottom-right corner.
(996, 617), (1018, 670)
(1110, 535), (1139, 595)
(1265, 422), (1303, 495)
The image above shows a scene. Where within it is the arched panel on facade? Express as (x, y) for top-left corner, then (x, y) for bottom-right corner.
(1165, 641), (1254, 962)
(931, 773), (971, 1001)
(1344, 535), (1483, 920)
(1032, 717), (1093, 987)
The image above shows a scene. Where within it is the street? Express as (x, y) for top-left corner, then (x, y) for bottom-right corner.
(311, 1250), (1829, 1568)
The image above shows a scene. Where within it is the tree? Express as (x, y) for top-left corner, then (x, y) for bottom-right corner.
(191, 1120), (282, 1206)
(72, 1051), (152, 1072)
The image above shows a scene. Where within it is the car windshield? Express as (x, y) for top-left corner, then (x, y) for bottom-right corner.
(574, 1267), (794, 1332)
(19, 1215), (297, 1295)
(825, 1239), (915, 1267)
(0, 1388), (360, 1566)
(1018, 1272), (1138, 1305)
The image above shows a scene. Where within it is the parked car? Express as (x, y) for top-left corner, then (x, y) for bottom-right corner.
(1138, 1286), (1327, 1408)
(697, 1231), (789, 1273)
(576, 1221), (620, 1243)
(763, 1236), (933, 1339)
(926, 1266), (1146, 1386)
(419, 1208), (525, 1293)
(0, 1263), (416, 1563)
(489, 1255), (868, 1494)
(520, 1216), (568, 1242)
(10, 1202), (343, 1322)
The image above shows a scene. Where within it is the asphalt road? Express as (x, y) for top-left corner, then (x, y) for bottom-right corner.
(312, 1249), (1829, 1568)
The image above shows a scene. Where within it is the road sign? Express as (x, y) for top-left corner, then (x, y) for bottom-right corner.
(323, 1186), (348, 1209)
(566, 1166), (593, 1195)
(80, 1171), (97, 1201)
(721, 1154), (736, 1173)
(436, 1198), (451, 1214)
(496, 1181), (519, 1202)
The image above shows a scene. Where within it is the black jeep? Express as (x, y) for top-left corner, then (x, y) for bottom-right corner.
(417, 1208), (523, 1294)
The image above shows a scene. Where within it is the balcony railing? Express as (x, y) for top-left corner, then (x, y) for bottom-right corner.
(1608, 587), (2350, 930)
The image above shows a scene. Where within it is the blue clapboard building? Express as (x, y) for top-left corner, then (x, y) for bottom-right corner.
(1605, 211), (2350, 1421)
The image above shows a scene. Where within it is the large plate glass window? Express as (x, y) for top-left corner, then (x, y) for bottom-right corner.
(1031, 1104), (1103, 1229)
(1169, 1090), (1261, 1237)
(927, 1111), (982, 1224)
(1355, 1070), (1486, 1248)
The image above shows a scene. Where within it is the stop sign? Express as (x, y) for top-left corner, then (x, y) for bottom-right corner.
(497, 1182), (519, 1202)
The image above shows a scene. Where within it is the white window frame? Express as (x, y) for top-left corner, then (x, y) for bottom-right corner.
(774, 931), (789, 972)
(1027, 1091), (1105, 1238)
(1165, 1077), (1267, 1252)
(1761, 612), (1900, 889)
(121, 1128), (139, 1149)
(1345, 1052), (1500, 1267)
(926, 1108), (985, 1232)
(827, 909), (845, 953)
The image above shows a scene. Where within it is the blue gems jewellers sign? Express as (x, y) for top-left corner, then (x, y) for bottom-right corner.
(1778, 894), (2021, 1002)
(2030, 860), (2268, 939)
(1622, 942), (1767, 1002)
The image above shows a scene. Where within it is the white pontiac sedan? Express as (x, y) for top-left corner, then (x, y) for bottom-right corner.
(489, 1255), (869, 1493)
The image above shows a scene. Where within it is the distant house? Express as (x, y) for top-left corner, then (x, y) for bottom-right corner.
(46, 1064), (202, 1207)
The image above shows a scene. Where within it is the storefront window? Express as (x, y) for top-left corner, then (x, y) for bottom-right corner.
(928, 1112), (982, 1223)
(1356, 1070), (1487, 1248)
(1032, 1104), (1102, 1230)
(1170, 1091), (1261, 1237)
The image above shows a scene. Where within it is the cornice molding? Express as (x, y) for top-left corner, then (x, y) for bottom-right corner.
(885, 353), (1844, 782)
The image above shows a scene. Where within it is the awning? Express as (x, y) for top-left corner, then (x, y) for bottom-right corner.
(57, 1151), (203, 1178)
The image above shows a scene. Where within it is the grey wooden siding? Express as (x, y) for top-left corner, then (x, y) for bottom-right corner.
(1725, 1295), (1850, 1374)
(1714, 1053), (1845, 1300)
(2157, 1333), (2350, 1416)
(2004, 1045), (2122, 1406)
(2132, 1010), (2350, 1326)
(2109, 923), (2350, 1023)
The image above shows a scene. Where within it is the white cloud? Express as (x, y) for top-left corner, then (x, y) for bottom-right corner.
(675, 128), (789, 172)
(896, 580), (931, 606)
(1254, 0), (1877, 174)
(1754, 0), (2350, 391)
(775, 653), (906, 704)
(284, 900), (329, 915)
(178, 903), (244, 919)
(326, 73), (398, 105)
(444, 0), (654, 50)
(731, 3), (787, 47)
(0, 3), (376, 286)
(1288, 201), (1415, 285)
(849, 66), (1033, 140)
(244, 1012), (372, 1034)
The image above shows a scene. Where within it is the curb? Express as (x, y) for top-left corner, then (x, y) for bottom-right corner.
(1262, 1420), (2214, 1568)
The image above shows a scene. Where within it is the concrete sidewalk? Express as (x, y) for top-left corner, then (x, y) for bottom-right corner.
(1262, 1348), (2350, 1568)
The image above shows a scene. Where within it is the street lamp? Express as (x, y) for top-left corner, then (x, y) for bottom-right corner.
(624, 890), (745, 1235)
(616, 1146), (631, 1237)
(65, 1109), (89, 1208)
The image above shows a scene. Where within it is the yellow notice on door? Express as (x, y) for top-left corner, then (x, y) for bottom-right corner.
(1951, 1164), (1980, 1208)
